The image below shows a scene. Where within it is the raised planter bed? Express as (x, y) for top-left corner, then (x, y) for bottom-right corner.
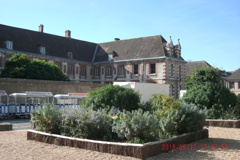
(0, 123), (12, 131)
(27, 129), (208, 160)
(206, 119), (240, 128)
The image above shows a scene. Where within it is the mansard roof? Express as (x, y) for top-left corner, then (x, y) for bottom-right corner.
(186, 61), (212, 77)
(226, 68), (240, 80)
(0, 24), (185, 64)
(0, 24), (97, 62)
(94, 35), (184, 62)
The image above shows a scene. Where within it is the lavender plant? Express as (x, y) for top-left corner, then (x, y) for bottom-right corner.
(61, 106), (115, 140)
(31, 104), (61, 134)
(112, 108), (159, 143)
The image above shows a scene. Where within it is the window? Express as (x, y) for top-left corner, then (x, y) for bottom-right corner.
(39, 47), (46, 55)
(229, 82), (234, 89)
(119, 65), (125, 76)
(94, 66), (100, 76)
(150, 63), (155, 74)
(179, 65), (182, 78)
(6, 41), (13, 50)
(67, 52), (73, 59)
(68, 64), (74, 75)
(171, 64), (174, 76)
(108, 54), (113, 61)
(238, 82), (240, 89)
(133, 64), (138, 74)
(106, 66), (112, 76)
(80, 66), (86, 76)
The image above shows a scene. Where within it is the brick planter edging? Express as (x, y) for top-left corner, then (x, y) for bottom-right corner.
(27, 129), (208, 160)
(0, 123), (12, 131)
(206, 119), (240, 128)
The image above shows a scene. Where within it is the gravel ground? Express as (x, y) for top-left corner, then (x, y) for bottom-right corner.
(0, 127), (239, 160)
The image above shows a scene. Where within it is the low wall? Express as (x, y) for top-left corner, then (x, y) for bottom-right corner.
(206, 119), (240, 128)
(0, 78), (103, 104)
(0, 123), (12, 131)
(27, 129), (208, 160)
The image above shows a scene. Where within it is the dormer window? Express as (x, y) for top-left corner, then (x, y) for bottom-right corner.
(67, 52), (73, 59)
(6, 41), (13, 50)
(108, 54), (113, 61)
(39, 47), (46, 55)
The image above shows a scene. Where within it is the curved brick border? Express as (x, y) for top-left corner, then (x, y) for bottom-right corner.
(27, 129), (208, 160)
(206, 119), (240, 128)
(0, 123), (12, 131)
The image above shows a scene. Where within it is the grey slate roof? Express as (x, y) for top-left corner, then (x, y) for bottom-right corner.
(0, 24), (185, 64)
(186, 61), (212, 77)
(94, 35), (184, 62)
(226, 68), (240, 80)
(0, 24), (97, 62)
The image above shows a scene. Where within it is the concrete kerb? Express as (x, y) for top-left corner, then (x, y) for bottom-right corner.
(27, 129), (208, 160)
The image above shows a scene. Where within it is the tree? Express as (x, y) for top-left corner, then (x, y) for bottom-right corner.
(183, 67), (237, 109)
(0, 54), (69, 81)
(81, 84), (140, 111)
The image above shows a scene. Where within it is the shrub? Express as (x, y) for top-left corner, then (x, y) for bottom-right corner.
(1, 53), (69, 81)
(61, 106), (115, 141)
(203, 106), (222, 119)
(159, 102), (205, 138)
(145, 94), (180, 118)
(112, 108), (159, 143)
(81, 84), (140, 111)
(31, 104), (61, 134)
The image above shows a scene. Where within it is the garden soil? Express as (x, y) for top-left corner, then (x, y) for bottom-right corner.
(0, 127), (239, 160)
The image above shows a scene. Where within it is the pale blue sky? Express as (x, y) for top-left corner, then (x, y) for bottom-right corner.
(1, 0), (239, 71)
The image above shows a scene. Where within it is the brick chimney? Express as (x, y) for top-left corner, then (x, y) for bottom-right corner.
(65, 30), (71, 38)
(39, 24), (44, 32)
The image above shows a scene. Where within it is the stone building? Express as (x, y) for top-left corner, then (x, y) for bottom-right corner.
(0, 24), (186, 98)
(226, 68), (240, 96)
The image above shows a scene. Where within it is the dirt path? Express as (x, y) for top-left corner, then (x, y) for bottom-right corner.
(0, 127), (239, 160)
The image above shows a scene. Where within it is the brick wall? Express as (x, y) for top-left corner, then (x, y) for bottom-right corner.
(0, 78), (102, 96)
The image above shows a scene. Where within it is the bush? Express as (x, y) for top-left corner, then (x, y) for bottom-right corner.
(112, 109), (159, 143)
(31, 104), (61, 134)
(1, 53), (69, 81)
(145, 94), (180, 118)
(61, 106), (115, 141)
(159, 102), (205, 138)
(81, 84), (140, 111)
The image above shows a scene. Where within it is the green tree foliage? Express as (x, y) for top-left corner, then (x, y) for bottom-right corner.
(81, 84), (140, 111)
(0, 54), (68, 81)
(183, 67), (237, 109)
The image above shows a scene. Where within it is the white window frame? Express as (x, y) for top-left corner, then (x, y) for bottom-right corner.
(150, 63), (156, 74)
(106, 66), (112, 77)
(94, 66), (100, 77)
(119, 65), (125, 76)
(133, 64), (138, 75)
(80, 66), (86, 76)
(40, 47), (46, 55)
(6, 41), (13, 50)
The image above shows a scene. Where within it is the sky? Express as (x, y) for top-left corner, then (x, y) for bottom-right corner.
(1, 0), (239, 71)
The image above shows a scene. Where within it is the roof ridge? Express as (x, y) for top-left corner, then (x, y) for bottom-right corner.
(99, 35), (163, 44)
(0, 24), (97, 45)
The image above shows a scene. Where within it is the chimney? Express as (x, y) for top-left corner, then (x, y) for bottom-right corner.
(114, 38), (120, 41)
(65, 30), (71, 38)
(39, 24), (44, 32)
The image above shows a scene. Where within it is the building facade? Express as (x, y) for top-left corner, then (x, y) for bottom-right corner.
(0, 24), (186, 98)
(226, 68), (240, 96)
